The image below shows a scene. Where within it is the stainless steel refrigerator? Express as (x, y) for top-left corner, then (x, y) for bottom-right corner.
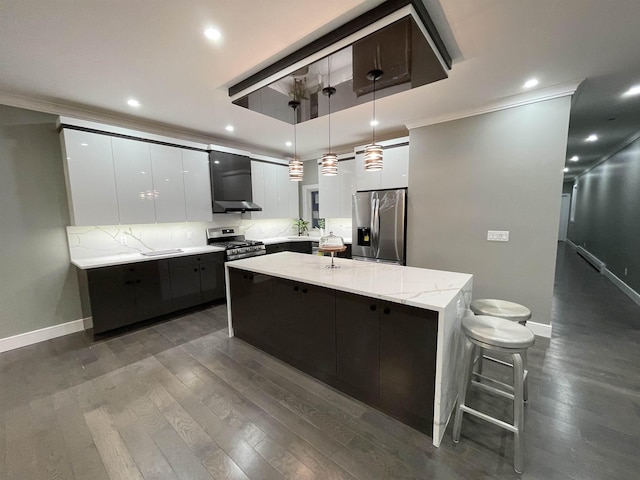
(352, 188), (407, 264)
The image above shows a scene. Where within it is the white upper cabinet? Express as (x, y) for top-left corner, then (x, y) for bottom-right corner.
(181, 150), (212, 222)
(338, 159), (356, 217)
(111, 137), (156, 224)
(319, 158), (356, 218)
(250, 159), (299, 219)
(150, 144), (187, 223)
(250, 161), (265, 220)
(355, 138), (409, 191)
(61, 129), (120, 226)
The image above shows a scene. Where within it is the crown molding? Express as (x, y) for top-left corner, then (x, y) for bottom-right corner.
(405, 79), (583, 130)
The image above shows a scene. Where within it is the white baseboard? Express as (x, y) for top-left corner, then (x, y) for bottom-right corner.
(603, 269), (640, 307)
(527, 321), (552, 338)
(0, 318), (89, 354)
(576, 246), (606, 272)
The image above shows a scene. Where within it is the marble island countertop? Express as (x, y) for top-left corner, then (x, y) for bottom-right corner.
(226, 251), (472, 312)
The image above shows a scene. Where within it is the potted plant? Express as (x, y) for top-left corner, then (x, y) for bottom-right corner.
(293, 218), (309, 236)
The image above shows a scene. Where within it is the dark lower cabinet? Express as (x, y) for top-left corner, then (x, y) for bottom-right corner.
(379, 302), (438, 436)
(288, 241), (312, 254)
(228, 269), (273, 352)
(265, 241), (312, 255)
(335, 291), (380, 401)
(228, 268), (439, 438)
(86, 252), (225, 335)
(87, 260), (172, 334)
(168, 252), (225, 310)
(271, 278), (336, 378)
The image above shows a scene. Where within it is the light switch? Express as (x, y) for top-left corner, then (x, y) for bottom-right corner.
(487, 230), (509, 242)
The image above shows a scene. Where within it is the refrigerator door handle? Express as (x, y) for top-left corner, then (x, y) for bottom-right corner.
(373, 195), (381, 257)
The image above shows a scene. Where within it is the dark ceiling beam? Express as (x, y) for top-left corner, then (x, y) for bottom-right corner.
(228, 0), (452, 98)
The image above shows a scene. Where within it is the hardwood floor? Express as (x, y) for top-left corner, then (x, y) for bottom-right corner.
(1, 243), (639, 479)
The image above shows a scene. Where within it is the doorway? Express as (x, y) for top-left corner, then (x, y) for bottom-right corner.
(558, 193), (570, 241)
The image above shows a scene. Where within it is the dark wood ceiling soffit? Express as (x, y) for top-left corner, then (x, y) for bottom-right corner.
(228, 0), (452, 98)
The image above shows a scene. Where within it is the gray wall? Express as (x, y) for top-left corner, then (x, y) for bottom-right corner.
(568, 136), (640, 293)
(407, 97), (571, 325)
(0, 105), (82, 338)
(298, 160), (319, 216)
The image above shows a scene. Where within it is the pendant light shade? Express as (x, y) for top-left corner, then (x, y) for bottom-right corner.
(365, 69), (383, 172)
(320, 152), (338, 176)
(288, 100), (303, 181)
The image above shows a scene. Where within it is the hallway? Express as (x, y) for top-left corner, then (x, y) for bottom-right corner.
(0, 244), (638, 479)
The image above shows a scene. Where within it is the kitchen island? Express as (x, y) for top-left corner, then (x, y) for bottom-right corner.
(225, 252), (473, 446)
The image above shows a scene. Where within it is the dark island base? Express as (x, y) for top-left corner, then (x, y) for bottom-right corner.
(228, 268), (438, 437)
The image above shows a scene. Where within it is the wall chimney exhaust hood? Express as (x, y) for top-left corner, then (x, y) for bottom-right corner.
(229, 0), (452, 124)
(209, 151), (262, 213)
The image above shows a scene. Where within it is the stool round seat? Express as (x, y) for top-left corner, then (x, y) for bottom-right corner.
(462, 315), (535, 349)
(470, 299), (532, 323)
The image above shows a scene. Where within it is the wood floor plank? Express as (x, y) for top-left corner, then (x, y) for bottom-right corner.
(31, 395), (77, 480)
(150, 424), (215, 480)
(4, 404), (41, 479)
(111, 404), (179, 480)
(84, 406), (145, 480)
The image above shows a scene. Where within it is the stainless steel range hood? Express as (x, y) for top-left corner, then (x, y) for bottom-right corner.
(209, 151), (263, 213)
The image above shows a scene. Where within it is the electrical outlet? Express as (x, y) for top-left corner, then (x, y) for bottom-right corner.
(624, 267), (628, 276)
(120, 236), (127, 246)
(487, 230), (509, 242)
(186, 231), (192, 240)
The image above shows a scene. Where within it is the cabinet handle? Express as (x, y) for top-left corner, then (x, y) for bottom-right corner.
(243, 274), (247, 279)
(136, 279), (141, 284)
(125, 280), (132, 285)
(370, 304), (377, 311)
(197, 257), (201, 261)
(302, 288), (308, 294)
(129, 268), (135, 272)
(293, 286), (299, 291)
(201, 267), (206, 271)
(383, 307), (391, 315)
(249, 275), (254, 280)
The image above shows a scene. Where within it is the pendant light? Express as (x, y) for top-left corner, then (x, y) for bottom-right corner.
(321, 57), (338, 176)
(288, 100), (303, 181)
(364, 69), (383, 171)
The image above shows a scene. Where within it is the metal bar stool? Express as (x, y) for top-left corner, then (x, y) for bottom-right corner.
(470, 299), (532, 400)
(453, 315), (535, 473)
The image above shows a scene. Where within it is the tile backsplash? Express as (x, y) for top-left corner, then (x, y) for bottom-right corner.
(66, 216), (299, 260)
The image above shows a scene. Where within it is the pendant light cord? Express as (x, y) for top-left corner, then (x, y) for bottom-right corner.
(328, 57), (332, 152)
(372, 76), (376, 144)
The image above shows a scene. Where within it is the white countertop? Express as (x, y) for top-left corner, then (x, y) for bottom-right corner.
(260, 236), (352, 245)
(71, 245), (225, 269)
(226, 251), (472, 311)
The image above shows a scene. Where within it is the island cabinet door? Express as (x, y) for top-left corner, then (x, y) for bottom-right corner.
(335, 291), (380, 402)
(270, 278), (336, 378)
(379, 302), (438, 436)
(131, 260), (173, 321)
(296, 283), (336, 379)
(228, 269), (273, 350)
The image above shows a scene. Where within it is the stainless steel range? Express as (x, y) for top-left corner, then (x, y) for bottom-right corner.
(206, 227), (266, 261)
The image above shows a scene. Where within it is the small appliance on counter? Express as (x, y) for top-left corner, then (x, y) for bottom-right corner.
(352, 188), (407, 265)
(206, 227), (266, 261)
(318, 231), (347, 268)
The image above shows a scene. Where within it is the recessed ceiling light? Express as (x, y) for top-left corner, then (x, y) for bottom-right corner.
(80, 143), (88, 147)
(523, 78), (539, 89)
(127, 98), (141, 107)
(214, 160), (220, 164)
(370, 120), (379, 126)
(570, 156), (579, 162)
(563, 167), (569, 173)
(225, 125), (234, 132)
(285, 141), (292, 147)
(204, 28), (221, 41)
(586, 134), (598, 142)
(622, 85), (640, 97)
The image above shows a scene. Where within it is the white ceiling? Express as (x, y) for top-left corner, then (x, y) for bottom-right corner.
(2, 0), (640, 181)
